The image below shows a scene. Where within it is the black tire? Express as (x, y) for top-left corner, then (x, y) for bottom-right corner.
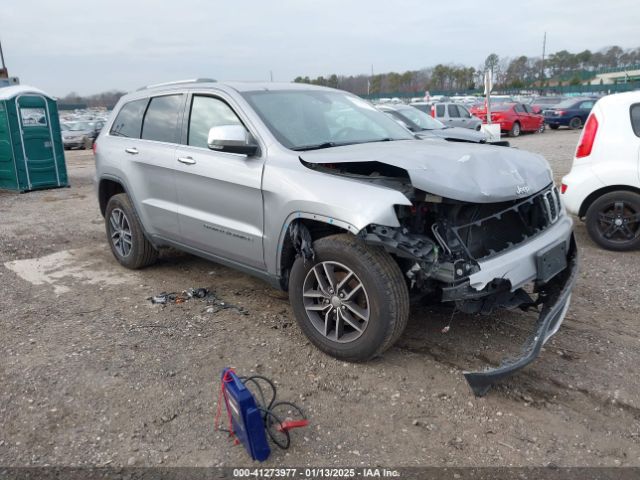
(538, 123), (546, 133)
(288, 234), (409, 361)
(569, 117), (583, 129)
(105, 193), (158, 268)
(585, 191), (640, 251)
(508, 121), (521, 137)
(550, 124), (560, 130)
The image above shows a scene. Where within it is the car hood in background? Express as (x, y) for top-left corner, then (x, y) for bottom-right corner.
(416, 127), (486, 143)
(300, 139), (552, 203)
(62, 130), (90, 138)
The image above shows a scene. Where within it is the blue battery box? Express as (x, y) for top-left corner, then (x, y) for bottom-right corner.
(221, 368), (271, 462)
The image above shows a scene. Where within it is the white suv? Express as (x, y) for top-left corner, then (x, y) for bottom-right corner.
(561, 91), (640, 250)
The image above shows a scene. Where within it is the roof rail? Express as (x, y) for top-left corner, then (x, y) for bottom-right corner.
(136, 78), (216, 91)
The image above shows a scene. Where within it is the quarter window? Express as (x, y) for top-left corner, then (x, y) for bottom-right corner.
(188, 95), (242, 148)
(141, 94), (184, 143)
(110, 99), (148, 138)
(631, 104), (640, 137)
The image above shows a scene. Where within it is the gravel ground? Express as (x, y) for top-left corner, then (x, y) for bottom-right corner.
(1, 129), (639, 468)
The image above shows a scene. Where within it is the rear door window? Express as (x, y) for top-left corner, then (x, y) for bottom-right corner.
(631, 104), (640, 137)
(447, 104), (460, 118)
(514, 104), (526, 113)
(435, 104), (445, 117)
(579, 101), (594, 110)
(141, 94), (184, 143)
(110, 99), (148, 138)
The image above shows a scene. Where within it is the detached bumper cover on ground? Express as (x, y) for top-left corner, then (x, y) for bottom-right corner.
(464, 233), (579, 396)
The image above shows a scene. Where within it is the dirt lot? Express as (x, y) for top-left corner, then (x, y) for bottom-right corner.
(1, 129), (639, 468)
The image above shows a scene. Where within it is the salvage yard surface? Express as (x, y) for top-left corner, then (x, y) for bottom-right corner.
(1, 129), (639, 467)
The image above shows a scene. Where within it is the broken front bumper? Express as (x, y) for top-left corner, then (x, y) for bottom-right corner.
(463, 233), (579, 396)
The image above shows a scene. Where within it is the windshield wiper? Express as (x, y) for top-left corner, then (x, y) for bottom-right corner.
(291, 142), (340, 151)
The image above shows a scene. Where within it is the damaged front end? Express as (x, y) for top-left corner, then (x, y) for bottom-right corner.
(361, 183), (578, 396)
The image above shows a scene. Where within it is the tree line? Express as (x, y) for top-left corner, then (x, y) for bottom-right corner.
(293, 45), (640, 95)
(59, 90), (126, 109)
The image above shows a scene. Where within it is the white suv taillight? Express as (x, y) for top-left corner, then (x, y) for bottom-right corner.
(575, 114), (598, 158)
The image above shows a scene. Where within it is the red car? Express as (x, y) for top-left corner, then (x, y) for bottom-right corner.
(469, 102), (545, 137)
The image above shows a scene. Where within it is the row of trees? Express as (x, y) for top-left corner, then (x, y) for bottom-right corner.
(293, 45), (640, 95)
(59, 90), (126, 109)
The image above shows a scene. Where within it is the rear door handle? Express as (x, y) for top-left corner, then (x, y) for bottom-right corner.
(178, 156), (196, 165)
(125, 147), (139, 155)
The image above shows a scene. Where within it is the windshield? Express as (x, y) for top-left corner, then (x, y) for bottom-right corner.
(490, 104), (513, 112)
(241, 90), (415, 150)
(67, 121), (92, 131)
(534, 97), (563, 105)
(554, 98), (588, 108)
(393, 106), (445, 130)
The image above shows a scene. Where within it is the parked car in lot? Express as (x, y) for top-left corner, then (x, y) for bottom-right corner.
(411, 102), (483, 130)
(378, 104), (489, 144)
(61, 120), (104, 149)
(529, 96), (565, 114)
(471, 103), (545, 137)
(95, 80), (577, 395)
(561, 91), (640, 250)
(543, 97), (597, 130)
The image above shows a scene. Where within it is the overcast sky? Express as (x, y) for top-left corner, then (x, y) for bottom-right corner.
(1, 0), (638, 97)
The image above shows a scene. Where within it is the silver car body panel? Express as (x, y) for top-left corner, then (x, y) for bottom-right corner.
(416, 127), (486, 143)
(97, 81), (562, 290)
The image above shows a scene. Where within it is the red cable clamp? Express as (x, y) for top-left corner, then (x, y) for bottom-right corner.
(275, 419), (309, 433)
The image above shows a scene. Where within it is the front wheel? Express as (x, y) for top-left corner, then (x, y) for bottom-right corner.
(550, 124), (560, 130)
(508, 121), (521, 137)
(288, 234), (409, 361)
(585, 191), (640, 251)
(538, 123), (546, 133)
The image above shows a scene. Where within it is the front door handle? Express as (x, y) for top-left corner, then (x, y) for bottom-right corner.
(125, 147), (139, 155)
(178, 156), (196, 165)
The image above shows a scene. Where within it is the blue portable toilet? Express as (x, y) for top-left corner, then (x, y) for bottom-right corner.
(0, 85), (68, 192)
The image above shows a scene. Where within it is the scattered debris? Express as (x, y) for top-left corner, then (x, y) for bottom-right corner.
(147, 287), (249, 315)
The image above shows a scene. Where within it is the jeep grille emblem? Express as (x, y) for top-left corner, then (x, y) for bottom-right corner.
(516, 184), (531, 196)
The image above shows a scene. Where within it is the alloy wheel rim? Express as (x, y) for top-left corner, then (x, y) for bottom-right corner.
(597, 201), (640, 244)
(109, 208), (133, 258)
(302, 261), (370, 343)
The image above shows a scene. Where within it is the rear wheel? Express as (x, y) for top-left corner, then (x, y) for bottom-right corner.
(105, 193), (158, 268)
(585, 191), (640, 251)
(569, 117), (583, 129)
(288, 234), (409, 361)
(508, 121), (521, 137)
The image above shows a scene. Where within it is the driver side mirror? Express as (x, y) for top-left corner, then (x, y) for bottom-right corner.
(208, 125), (259, 156)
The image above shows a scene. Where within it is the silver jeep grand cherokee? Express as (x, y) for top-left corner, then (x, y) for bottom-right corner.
(95, 80), (578, 395)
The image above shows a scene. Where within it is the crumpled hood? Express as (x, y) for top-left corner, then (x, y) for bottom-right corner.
(300, 139), (553, 203)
